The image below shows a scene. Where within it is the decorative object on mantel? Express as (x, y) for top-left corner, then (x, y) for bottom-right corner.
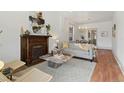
(29, 12), (45, 33)
(20, 26), (30, 36)
(24, 30), (30, 35)
(46, 24), (51, 35)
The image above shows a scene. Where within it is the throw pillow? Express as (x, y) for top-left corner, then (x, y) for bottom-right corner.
(63, 41), (69, 48)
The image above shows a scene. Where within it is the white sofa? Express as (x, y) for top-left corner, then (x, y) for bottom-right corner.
(63, 43), (93, 61)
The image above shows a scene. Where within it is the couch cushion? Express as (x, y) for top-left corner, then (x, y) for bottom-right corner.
(78, 44), (92, 51)
(69, 43), (81, 49)
(69, 43), (93, 51)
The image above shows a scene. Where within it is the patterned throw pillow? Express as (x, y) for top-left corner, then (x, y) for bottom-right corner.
(63, 41), (69, 48)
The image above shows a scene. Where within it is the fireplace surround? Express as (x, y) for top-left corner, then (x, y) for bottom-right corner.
(20, 35), (51, 66)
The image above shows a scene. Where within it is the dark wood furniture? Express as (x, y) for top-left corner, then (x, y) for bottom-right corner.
(20, 35), (51, 66)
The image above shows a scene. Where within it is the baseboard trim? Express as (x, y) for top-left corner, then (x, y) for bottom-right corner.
(113, 52), (124, 75)
(73, 56), (93, 62)
(97, 46), (112, 50)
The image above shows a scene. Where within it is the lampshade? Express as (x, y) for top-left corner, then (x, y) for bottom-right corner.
(0, 60), (4, 70)
(56, 40), (59, 43)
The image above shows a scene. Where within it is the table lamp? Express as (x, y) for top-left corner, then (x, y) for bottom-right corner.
(56, 40), (59, 49)
(0, 60), (4, 71)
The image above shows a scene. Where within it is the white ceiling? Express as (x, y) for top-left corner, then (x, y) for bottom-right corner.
(62, 11), (114, 24)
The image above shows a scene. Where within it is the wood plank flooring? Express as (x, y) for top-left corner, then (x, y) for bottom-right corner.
(91, 49), (124, 82)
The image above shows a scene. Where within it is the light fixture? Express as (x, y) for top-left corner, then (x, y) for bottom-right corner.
(78, 26), (81, 29)
(78, 26), (88, 30)
(56, 40), (59, 43)
(0, 60), (4, 71)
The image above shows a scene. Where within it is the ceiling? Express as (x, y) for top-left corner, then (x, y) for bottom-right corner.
(62, 11), (114, 24)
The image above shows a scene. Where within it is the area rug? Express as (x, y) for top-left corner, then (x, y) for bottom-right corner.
(14, 58), (96, 82)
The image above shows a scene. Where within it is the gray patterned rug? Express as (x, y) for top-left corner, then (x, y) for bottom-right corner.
(14, 58), (96, 82)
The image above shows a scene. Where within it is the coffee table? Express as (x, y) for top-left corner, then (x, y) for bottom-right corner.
(40, 54), (72, 68)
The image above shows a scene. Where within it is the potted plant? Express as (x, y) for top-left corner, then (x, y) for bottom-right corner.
(46, 24), (51, 35)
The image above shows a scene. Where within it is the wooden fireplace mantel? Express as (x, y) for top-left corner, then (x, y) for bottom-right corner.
(21, 35), (52, 38)
(20, 35), (51, 66)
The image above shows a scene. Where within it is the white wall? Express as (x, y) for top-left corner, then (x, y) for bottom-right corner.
(59, 17), (70, 42)
(0, 12), (29, 63)
(79, 21), (112, 49)
(43, 11), (62, 52)
(112, 12), (124, 74)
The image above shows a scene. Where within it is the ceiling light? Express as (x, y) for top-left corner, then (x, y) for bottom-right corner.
(78, 26), (81, 29)
(85, 26), (88, 29)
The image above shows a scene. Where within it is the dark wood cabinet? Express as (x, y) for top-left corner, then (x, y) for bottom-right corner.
(20, 35), (50, 66)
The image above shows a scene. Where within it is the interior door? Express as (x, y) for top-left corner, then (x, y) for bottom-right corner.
(88, 29), (97, 46)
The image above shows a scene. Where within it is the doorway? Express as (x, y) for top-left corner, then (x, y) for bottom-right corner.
(88, 29), (97, 46)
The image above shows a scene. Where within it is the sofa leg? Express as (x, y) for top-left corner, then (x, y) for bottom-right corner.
(90, 60), (93, 62)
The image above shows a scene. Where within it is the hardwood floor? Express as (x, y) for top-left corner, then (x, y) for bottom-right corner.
(91, 49), (124, 82)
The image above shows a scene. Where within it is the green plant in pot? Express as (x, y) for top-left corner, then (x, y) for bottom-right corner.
(46, 24), (51, 35)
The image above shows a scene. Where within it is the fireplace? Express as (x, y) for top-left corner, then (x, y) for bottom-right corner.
(32, 45), (44, 61)
(21, 35), (51, 66)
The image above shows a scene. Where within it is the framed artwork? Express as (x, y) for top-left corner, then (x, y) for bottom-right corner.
(101, 31), (108, 37)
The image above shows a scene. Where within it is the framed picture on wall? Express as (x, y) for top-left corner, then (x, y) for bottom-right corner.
(101, 31), (108, 37)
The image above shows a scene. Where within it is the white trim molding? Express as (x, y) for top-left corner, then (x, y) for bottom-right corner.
(97, 46), (112, 50)
(113, 52), (124, 75)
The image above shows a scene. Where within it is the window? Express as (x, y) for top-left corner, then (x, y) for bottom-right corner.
(69, 25), (74, 42)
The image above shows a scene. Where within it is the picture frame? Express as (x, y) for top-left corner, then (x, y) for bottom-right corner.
(101, 31), (108, 37)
